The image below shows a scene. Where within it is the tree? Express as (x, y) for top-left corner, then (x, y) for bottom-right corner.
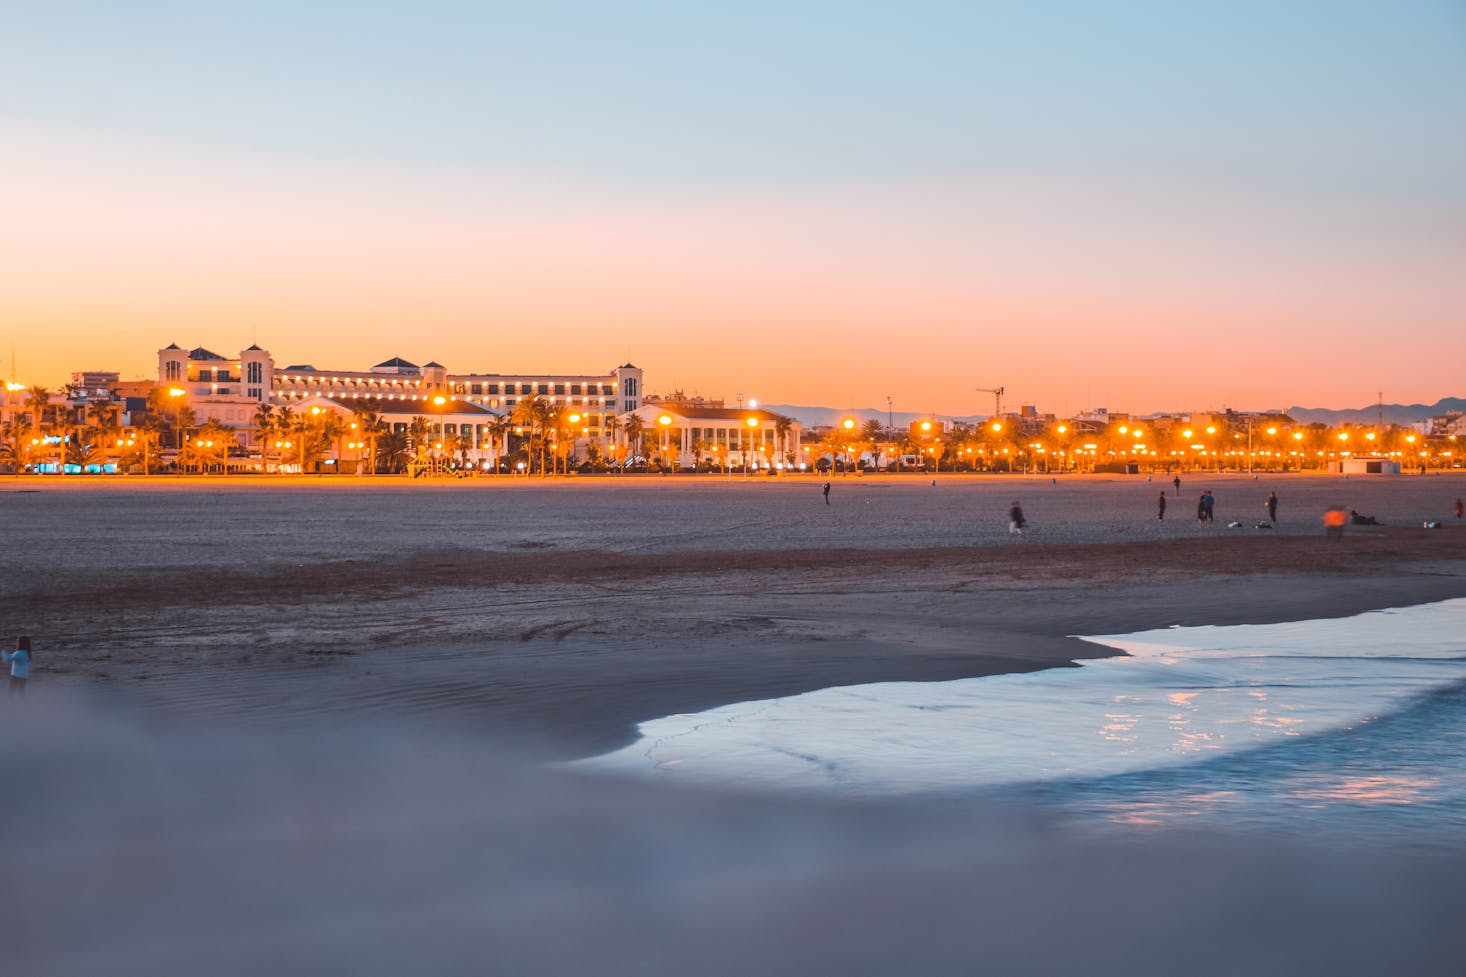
(320, 412), (347, 472)
(771, 415), (794, 467)
(510, 396), (549, 475)
(0, 420), (22, 475)
(350, 400), (384, 475)
(485, 416), (511, 473)
(408, 415), (432, 464)
(620, 414), (645, 465)
(252, 403), (277, 470)
(376, 430), (410, 473)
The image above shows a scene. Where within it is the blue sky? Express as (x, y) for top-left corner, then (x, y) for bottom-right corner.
(2, 1), (1463, 412)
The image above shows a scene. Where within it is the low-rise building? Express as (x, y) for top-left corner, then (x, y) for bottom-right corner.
(622, 403), (800, 470)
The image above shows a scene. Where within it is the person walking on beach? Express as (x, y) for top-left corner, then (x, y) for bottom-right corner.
(1157, 491), (1167, 520)
(1266, 491), (1278, 524)
(822, 481), (831, 505)
(1197, 493), (1207, 525)
(1173, 475), (1181, 497)
(1455, 498), (1463, 523)
(1008, 500), (1026, 536)
(1204, 490), (1215, 522)
(4, 636), (30, 698)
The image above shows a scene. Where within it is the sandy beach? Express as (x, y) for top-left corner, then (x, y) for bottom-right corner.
(4, 473), (1466, 975)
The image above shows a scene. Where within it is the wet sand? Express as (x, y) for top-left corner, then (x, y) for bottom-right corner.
(6, 473), (1466, 756)
(4, 474), (1466, 975)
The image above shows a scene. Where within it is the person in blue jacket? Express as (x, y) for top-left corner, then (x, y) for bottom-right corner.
(3, 636), (31, 697)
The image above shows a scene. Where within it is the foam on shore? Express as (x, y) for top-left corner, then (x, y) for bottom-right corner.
(581, 599), (1466, 794)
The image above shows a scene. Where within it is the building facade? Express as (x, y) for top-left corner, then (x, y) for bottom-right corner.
(622, 403), (800, 471)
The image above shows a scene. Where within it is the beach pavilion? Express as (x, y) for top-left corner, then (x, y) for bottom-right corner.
(620, 403), (801, 471)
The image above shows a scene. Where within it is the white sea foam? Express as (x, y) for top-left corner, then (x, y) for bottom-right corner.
(583, 599), (1466, 794)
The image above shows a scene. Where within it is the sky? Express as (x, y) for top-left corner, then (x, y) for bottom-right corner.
(1, 1), (1463, 416)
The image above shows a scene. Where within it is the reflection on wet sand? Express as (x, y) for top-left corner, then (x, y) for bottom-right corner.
(1290, 774), (1440, 806)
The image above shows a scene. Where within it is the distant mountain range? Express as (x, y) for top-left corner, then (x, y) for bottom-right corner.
(1283, 397), (1466, 427)
(763, 398), (1466, 429)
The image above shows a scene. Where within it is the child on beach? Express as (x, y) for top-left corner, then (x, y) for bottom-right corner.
(4, 636), (31, 697)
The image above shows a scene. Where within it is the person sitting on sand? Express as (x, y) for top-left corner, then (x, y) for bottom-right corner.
(1349, 510), (1382, 526)
(3, 636), (31, 697)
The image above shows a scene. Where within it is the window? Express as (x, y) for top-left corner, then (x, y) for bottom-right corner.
(624, 378), (638, 396)
(625, 400), (636, 412)
(570, 384), (582, 395)
(520, 383), (533, 395)
(246, 362), (263, 383)
(554, 384), (565, 395)
(487, 384), (499, 394)
(165, 361), (181, 381)
(537, 384), (549, 395)
(471, 383), (482, 395)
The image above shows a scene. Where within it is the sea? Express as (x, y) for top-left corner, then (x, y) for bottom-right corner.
(584, 598), (1466, 851)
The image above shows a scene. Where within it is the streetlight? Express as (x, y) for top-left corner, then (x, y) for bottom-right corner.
(168, 386), (187, 475)
(745, 416), (759, 476)
(658, 414), (672, 472)
(841, 417), (856, 474)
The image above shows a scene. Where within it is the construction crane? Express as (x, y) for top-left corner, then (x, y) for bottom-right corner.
(976, 386), (1004, 417)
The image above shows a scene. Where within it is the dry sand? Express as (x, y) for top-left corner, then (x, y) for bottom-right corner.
(6, 472), (1466, 756)
(4, 473), (1466, 975)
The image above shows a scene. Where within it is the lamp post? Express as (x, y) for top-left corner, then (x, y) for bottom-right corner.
(841, 417), (856, 475)
(657, 414), (672, 472)
(744, 416), (758, 477)
(168, 386), (187, 476)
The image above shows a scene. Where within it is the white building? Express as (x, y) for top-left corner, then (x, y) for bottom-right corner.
(622, 403), (800, 471)
(159, 346), (644, 456)
(157, 343), (275, 447)
(446, 363), (644, 440)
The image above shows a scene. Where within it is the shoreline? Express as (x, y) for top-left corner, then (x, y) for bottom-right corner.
(17, 530), (1466, 759)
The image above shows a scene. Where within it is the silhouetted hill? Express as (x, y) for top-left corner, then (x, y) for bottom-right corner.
(1285, 397), (1466, 427)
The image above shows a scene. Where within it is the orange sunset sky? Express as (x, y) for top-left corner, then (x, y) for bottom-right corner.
(2, 2), (1463, 416)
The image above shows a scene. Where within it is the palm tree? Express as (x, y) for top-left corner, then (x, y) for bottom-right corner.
(775, 415), (796, 467)
(24, 386), (49, 441)
(621, 414), (645, 467)
(319, 412), (346, 472)
(350, 400), (384, 475)
(0, 419), (21, 475)
(510, 396), (546, 475)
(376, 429), (409, 473)
(485, 416), (511, 474)
(544, 404), (572, 475)
(444, 433), (470, 470)
(252, 403), (277, 470)
(271, 405), (296, 472)
(408, 415), (432, 466)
